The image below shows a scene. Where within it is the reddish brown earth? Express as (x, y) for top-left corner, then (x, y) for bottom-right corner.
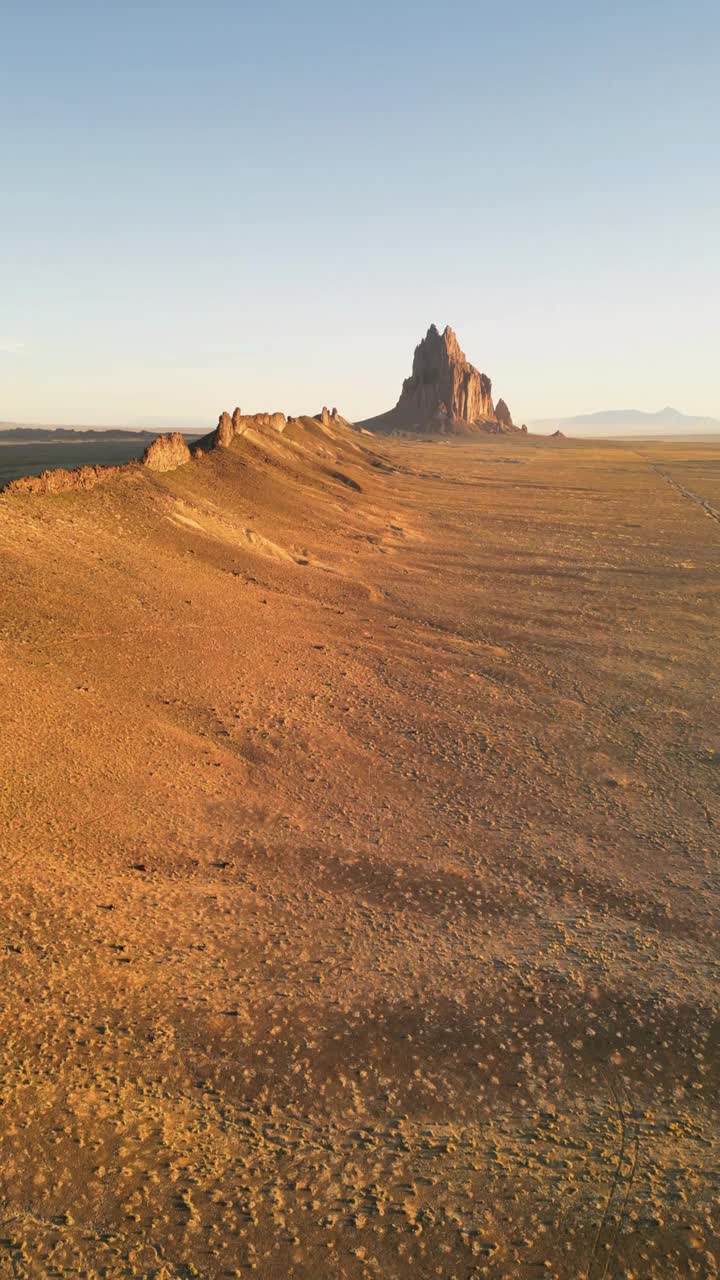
(0, 423), (718, 1279)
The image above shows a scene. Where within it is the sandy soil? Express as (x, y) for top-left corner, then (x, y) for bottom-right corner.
(0, 423), (718, 1279)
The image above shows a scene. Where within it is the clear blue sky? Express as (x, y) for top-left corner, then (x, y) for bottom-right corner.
(2, 0), (718, 427)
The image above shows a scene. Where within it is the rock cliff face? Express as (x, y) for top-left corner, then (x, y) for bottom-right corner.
(398, 325), (494, 427)
(357, 325), (520, 435)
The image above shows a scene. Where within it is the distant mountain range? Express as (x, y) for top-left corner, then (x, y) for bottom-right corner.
(0, 424), (203, 441)
(531, 407), (720, 437)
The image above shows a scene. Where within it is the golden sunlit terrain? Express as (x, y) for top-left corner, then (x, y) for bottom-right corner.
(1, 423), (718, 1279)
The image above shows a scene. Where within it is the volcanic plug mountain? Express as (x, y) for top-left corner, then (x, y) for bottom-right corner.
(358, 324), (522, 435)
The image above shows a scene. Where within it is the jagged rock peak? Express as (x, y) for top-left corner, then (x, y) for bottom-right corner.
(215, 412), (235, 448)
(143, 432), (192, 472)
(356, 323), (523, 436)
(394, 324), (494, 429)
(494, 398), (513, 428)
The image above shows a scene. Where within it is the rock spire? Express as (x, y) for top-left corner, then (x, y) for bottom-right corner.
(357, 324), (520, 435)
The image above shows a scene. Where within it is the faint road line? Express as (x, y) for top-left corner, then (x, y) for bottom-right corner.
(650, 463), (720, 526)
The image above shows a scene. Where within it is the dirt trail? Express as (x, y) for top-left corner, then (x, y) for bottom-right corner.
(648, 459), (720, 525)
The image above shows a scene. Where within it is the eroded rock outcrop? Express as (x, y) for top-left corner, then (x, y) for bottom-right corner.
(2, 403), (351, 498)
(494, 398), (513, 429)
(215, 412), (235, 448)
(357, 324), (521, 436)
(3, 463), (130, 497)
(398, 325), (494, 428)
(142, 432), (192, 472)
(4, 430), (194, 495)
(206, 409), (289, 451)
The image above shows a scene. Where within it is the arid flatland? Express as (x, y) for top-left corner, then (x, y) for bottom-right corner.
(1, 425), (719, 1279)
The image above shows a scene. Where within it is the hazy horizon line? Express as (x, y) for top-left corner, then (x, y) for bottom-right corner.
(4, 403), (720, 434)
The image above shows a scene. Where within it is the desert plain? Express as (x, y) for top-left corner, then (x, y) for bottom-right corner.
(0, 422), (718, 1278)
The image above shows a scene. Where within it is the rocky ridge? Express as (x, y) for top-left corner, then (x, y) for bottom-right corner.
(2, 463), (130, 496)
(1, 408), (349, 497)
